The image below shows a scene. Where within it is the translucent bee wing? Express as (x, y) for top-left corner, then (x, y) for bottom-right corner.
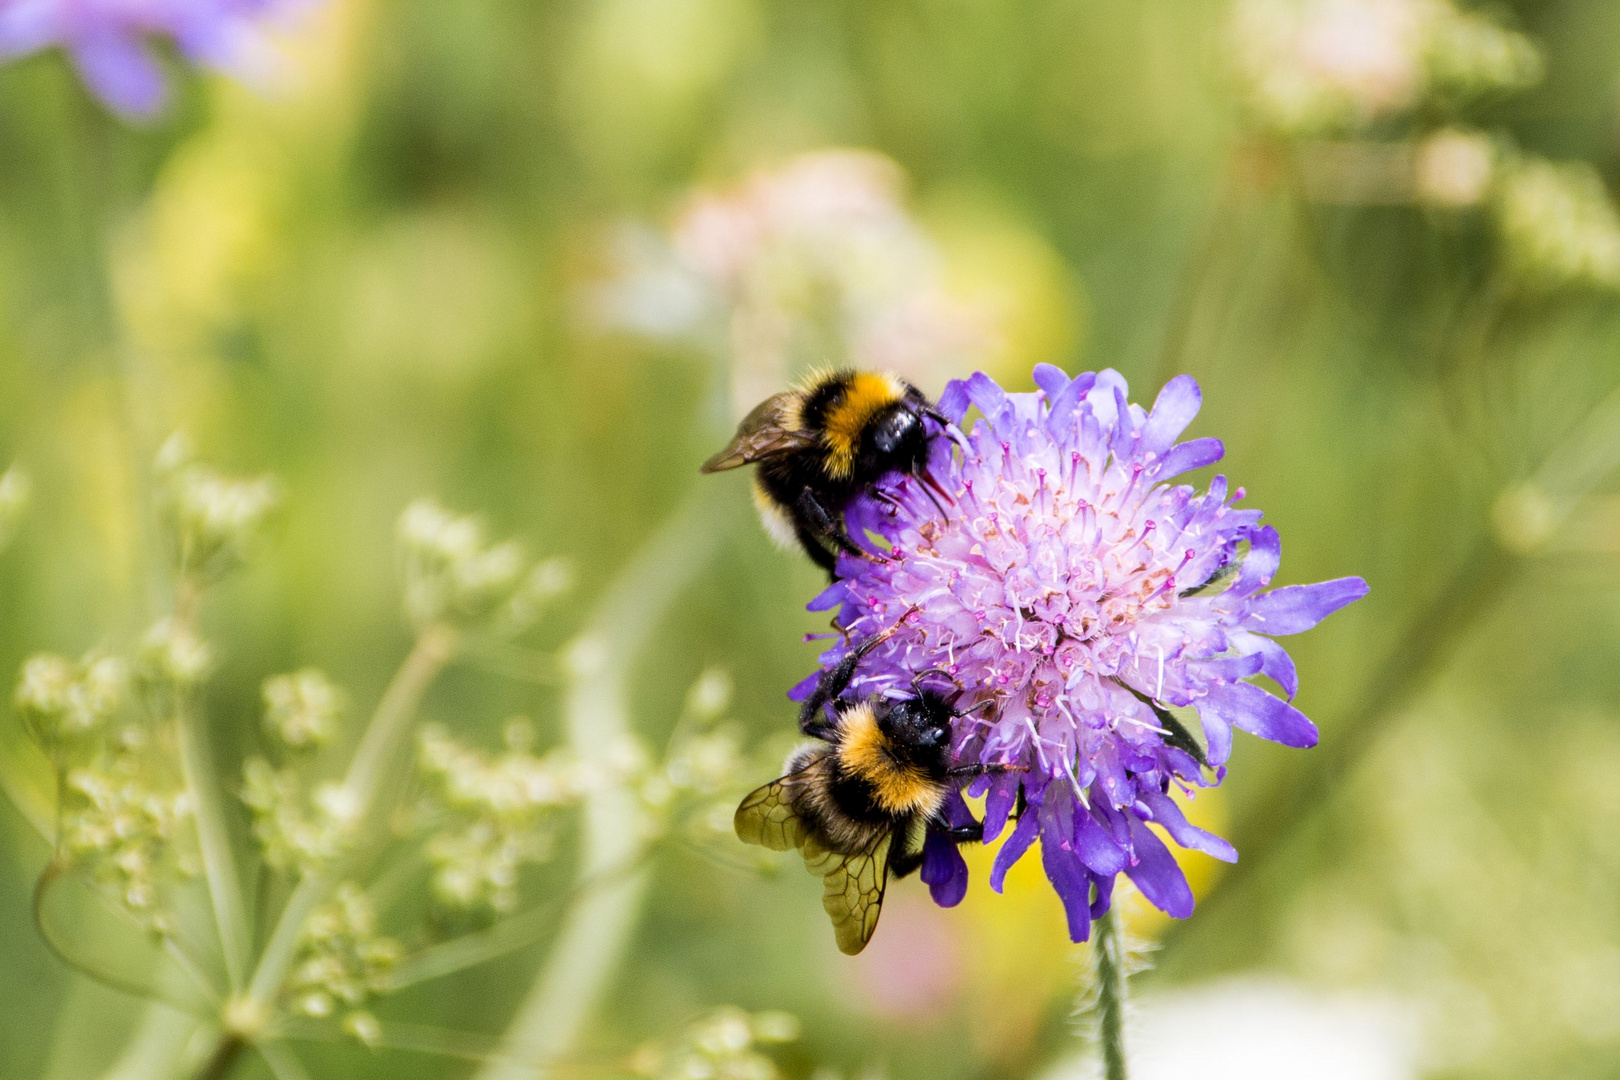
(802, 832), (892, 955)
(734, 776), (807, 852)
(699, 392), (817, 473)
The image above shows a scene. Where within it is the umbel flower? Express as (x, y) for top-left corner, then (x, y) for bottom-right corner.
(800, 365), (1367, 939)
(0, 0), (302, 117)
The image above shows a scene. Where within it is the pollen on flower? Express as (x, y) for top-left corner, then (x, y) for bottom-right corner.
(806, 365), (1367, 940)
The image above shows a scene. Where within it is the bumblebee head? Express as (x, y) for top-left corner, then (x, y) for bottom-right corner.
(860, 401), (931, 476)
(875, 692), (955, 774)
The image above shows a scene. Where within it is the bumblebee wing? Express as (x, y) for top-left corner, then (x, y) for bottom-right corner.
(802, 832), (892, 955)
(734, 774), (807, 852)
(700, 393), (817, 473)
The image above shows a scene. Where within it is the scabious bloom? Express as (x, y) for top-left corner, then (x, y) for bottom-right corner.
(800, 365), (1367, 939)
(0, 0), (303, 117)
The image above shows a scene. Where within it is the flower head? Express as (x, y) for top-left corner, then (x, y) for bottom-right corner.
(0, 0), (306, 117)
(594, 150), (991, 416)
(802, 365), (1366, 939)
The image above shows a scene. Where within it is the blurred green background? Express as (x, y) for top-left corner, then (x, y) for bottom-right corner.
(2, 0), (1620, 1077)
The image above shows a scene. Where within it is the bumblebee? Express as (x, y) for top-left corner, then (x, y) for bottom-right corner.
(735, 630), (1009, 954)
(700, 370), (946, 575)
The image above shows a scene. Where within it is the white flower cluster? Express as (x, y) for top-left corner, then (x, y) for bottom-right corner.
(415, 720), (589, 912)
(0, 463), (30, 551)
(14, 653), (129, 755)
(262, 669), (345, 750)
(14, 648), (196, 913)
(155, 434), (278, 574)
(61, 761), (192, 910)
(398, 499), (573, 630)
(629, 1007), (801, 1080)
(285, 883), (402, 1020)
(138, 618), (214, 690)
(594, 150), (990, 416)
(1493, 157), (1620, 291)
(1230, 0), (1540, 135)
(240, 759), (359, 874)
(634, 668), (750, 844)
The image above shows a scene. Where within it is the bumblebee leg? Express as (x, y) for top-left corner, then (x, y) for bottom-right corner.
(798, 654), (862, 738)
(793, 520), (840, 575)
(796, 490), (862, 557)
(947, 762), (1027, 778)
(940, 823), (984, 843)
(888, 845), (926, 879)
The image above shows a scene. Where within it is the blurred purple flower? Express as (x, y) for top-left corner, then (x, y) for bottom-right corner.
(0, 0), (297, 117)
(799, 365), (1366, 940)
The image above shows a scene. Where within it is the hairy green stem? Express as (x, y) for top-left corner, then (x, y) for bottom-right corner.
(1094, 909), (1130, 1080)
(474, 490), (728, 1080)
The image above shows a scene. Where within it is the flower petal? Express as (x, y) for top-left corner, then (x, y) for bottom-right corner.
(1229, 524), (1280, 598)
(1154, 436), (1224, 480)
(1124, 816), (1194, 918)
(921, 831), (969, 908)
(1201, 681), (1318, 748)
(1032, 363), (1071, 400)
(73, 33), (168, 117)
(1141, 375), (1202, 455)
(1089, 871), (1115, 919)
(1041, 837), (1093, 942)
(1137, 788), (1237, 863)
(1073, 804), (1128, 875)
(989, 805), (1039, 893)
(1231, 629), (1299, 700)
(1247, 577), (1369, 635)
(937, 378), (971, 424)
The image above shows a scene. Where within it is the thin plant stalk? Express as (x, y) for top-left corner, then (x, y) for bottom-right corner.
(176, 694), (251, 991)
(244, 623), (458, 1009)
(475, 489), (730, 1080)
(1093, 908), (1130, 1080)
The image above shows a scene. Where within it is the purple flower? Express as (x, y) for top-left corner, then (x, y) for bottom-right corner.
(798, 364), (1366, 940)
(0, 0), (298, 117)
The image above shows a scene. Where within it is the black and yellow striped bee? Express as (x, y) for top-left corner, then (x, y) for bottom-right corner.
(700, 370), (946, 575)
(735, 631), (1009, 954)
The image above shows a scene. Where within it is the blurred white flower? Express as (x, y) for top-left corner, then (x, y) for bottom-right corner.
(139, 618), (215, 689)
(15, 653), (129, 753)
(1415, 128), (1496, 208)
(155, 434), (279, 573)
(1493, 156), (1620, 291)
(241, 759), (358, 873)
(398, 499), (566, 631)
(286, 883), (402, 1018)
(1231, 0), (1539, 135)
(415, 723), (587, 912)
(592, 150), (993, 414)
(262, 669), (346, 750)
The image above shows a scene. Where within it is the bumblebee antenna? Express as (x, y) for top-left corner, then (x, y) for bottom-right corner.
(909, 667), (958, 696)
